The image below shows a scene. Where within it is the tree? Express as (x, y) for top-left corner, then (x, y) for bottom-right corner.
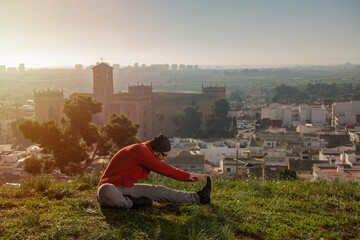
(155, 109), (166, 127)
(9, 118), (32, 150)
(205, 99), (232, 138)
(172, 105), (203, 137)
(18, 95), (139, 176)
(102, 113), (140, 155)
(22, 155), (56, 175)
(23, 155), (43, 176)
(231, 116), (238, 137)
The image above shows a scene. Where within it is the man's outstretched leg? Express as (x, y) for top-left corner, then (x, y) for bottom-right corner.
(115, 177), (213, 205)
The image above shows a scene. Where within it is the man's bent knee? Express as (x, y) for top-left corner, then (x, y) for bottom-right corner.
(97, 183), (123, 207)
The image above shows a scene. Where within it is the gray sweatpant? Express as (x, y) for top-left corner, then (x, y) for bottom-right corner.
(97, 183), (200, 209)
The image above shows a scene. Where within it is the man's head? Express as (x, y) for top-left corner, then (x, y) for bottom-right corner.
(150, 133), (171, 160)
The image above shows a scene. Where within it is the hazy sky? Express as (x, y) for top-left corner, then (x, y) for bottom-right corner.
(1, 0), (359, 67)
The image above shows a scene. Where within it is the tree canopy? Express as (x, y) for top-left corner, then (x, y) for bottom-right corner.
(18, 95), (139, 175)
(269, 83), (360, 105)
(205, 99), (232, 138)
(172, 105), (203, 138)
(9, 118), (32, 150)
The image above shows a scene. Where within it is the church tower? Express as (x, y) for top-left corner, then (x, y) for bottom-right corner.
(92, 62), (114, 123)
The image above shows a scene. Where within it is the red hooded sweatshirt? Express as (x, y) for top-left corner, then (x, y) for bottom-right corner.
(98, 141), (190, 187)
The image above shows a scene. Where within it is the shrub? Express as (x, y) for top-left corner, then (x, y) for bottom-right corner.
(20, 175), (52, 193)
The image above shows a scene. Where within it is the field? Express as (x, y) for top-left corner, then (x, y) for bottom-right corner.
(0, 174), (359, 240)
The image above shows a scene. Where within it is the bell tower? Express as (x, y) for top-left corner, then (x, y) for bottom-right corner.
(92, 62), (114, 123)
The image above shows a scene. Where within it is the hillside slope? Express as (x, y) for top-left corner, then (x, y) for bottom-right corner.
(0, 174), (359, 240)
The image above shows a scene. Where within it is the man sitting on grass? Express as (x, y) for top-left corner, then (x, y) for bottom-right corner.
(97, 133), (212, 209)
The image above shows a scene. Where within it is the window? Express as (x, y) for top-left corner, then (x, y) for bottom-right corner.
(144, 111), (146, 116)
(226, 168), (231, 172)
(191, 166), (195, 168)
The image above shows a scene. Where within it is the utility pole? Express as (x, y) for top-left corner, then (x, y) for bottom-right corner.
(236, 145), (239, 179)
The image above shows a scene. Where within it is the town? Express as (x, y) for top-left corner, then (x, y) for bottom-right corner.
(1, 62), (360, 182)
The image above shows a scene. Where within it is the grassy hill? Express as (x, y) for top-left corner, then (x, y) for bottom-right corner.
(0, 174), (359, 240)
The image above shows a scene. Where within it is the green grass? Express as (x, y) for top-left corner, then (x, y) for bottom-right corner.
(0, 174), (359, 240)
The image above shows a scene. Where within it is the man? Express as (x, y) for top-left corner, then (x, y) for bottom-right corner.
(97, 133), (212, 209)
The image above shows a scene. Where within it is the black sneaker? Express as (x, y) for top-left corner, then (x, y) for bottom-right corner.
(124, 195), (153, 209)
(197, 177), (212, 204)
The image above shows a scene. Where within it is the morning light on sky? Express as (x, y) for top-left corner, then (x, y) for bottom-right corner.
(0, 0), (359, 67)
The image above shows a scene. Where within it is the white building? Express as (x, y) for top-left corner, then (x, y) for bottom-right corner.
(340, 152), (360, 166)
(297, 123), (323, 134)
(262, 104), (328, 125)
(0, 150), (26, 176)
(302, 136), (327, 149)
(334, 113), (357, 126)
(264, 148), (289, 166)
(197, 140), (240, 165)
(332, 100), (360, 126)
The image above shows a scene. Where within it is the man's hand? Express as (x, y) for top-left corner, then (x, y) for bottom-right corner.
(188, 173), (210, 182)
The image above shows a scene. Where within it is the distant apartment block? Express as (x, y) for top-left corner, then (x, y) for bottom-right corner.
(179, 64), (185, 71)
(75, 64), (83, 73)
(171, 64), (177, 71)
(186, 65), (193, 70)
(112, 64), (120, 70)
(6, 67), (17, 74)
(18, 63), (25, 73)
(150, 64), (169, 71)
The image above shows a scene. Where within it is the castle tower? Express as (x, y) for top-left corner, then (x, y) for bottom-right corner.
(34, 89), (64, 122)
(115, 84), (153, 140)
(202, 84), (226, 99)
(92, 62), (114, 123)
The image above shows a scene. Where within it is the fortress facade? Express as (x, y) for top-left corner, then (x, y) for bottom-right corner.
(36, 62), (225, 140)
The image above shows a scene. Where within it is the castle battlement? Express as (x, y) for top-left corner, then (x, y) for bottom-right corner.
(128, 84), (153, 95)
(202, 84), (226, 98)
(34, 88), (64, 97)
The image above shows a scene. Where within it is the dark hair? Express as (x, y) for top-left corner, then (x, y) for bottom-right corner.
(150, 133), (171, 152)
